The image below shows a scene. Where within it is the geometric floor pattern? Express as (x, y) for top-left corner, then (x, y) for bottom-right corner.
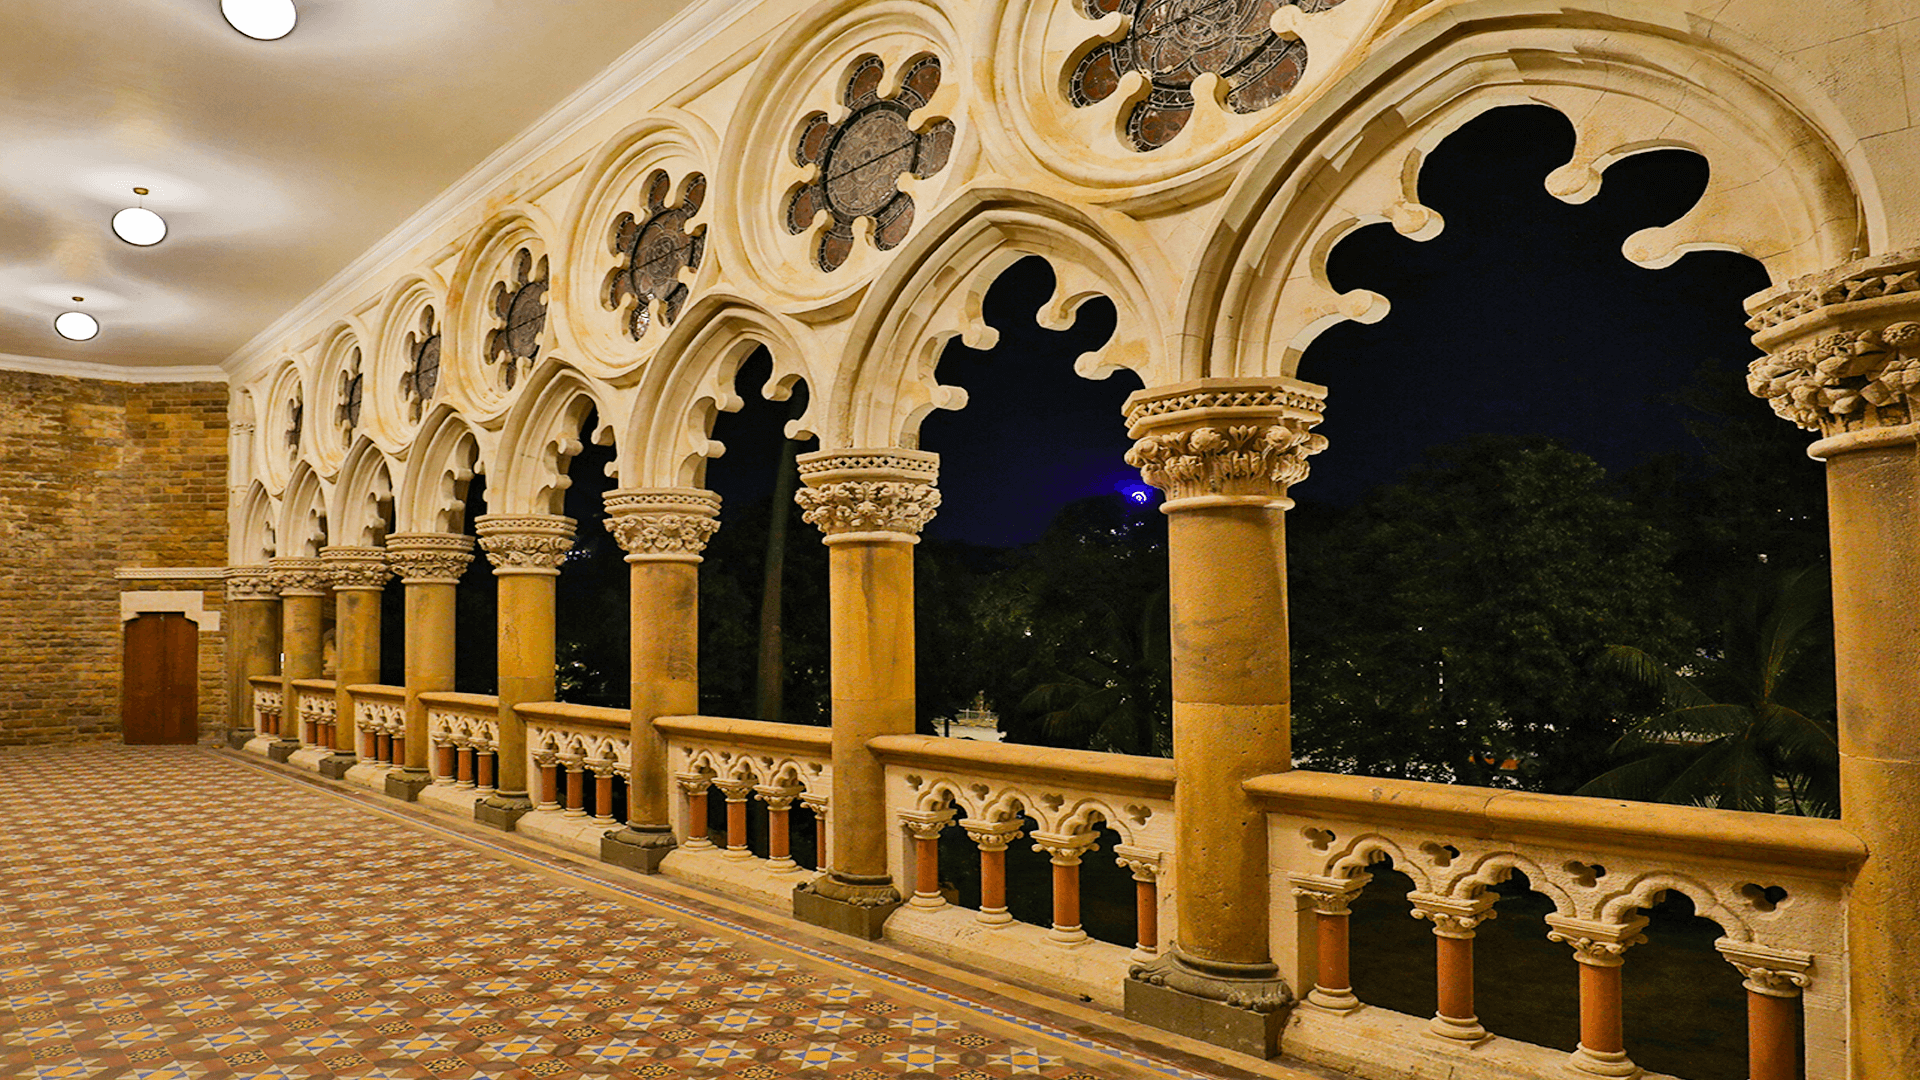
(0, 746), (1208, 1080)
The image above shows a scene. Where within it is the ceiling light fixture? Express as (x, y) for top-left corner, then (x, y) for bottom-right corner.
(221, 0), (297, 41)
(112, 187), (167, 246)
(56, 306), (99, 341)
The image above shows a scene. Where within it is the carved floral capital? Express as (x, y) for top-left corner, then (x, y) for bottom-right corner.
(1291, 872), (1369, 917)
(960, 817), (1025, 851)
(225, 566), (279, 602)
(1408, 891), (1499, 939)
(900, 808), (957, 842)
(320, 546), (393, 591)
(795, 448), (941, 541)
(603, 488), (722, 561)
(1716, 939), (1814, 998)
(474, 514), (576, 574)
(1124, 378), (1328, 506)
(1030, 830), (1099, 866)
(385, 533), (476, 584)
(1747, 249), (1920, 440)
(267, 556), (330, 597)
(1545, 914), (1648, 968)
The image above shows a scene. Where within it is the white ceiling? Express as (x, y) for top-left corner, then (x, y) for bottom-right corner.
(0, 0), (697, 373)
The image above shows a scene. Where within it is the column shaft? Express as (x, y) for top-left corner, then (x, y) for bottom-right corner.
(1436, 935), (1474, 1026)
(629, 561), (697, 824)
(1747, 989), (1798, 1080)
(827, 539), (916, 882)
(332, 587), (381, 763)
(225, 594), (280, 737)
(404, 582), (457, 770)
(1578, 962), (1625, 1056)
(492, 570), (554, 805)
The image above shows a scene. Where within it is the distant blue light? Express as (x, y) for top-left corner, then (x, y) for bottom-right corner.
(1121, 485), (1153, 506)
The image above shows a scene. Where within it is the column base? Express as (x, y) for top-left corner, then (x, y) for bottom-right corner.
(267, 739), (300, 763)
(317, 753), (357, 779)
(1568, 1044), (1642, 1078)
(792, 873), (902, 940)
(385, 769), (433, 802)
(224, 729), (253, 750)
(474, 793), (534, 832)
(601, 826), (677, 874)
(1124, 948), (1294, 1059)
(1428, 1012), (1488, 1043)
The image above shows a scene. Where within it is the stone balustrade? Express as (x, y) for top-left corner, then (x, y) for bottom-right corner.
(869, 734), (1175, 1007)
(346, 685), (406, 768)
(510, 701), (634, 855)
(290, 679), (336, 753)
(248, 676), (282, 738)
(421, 692), (502, 809)
(655, 715), (832, 906)
(1248, 771), (1864, 1080)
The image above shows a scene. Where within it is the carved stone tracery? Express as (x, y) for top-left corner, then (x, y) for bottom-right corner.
(606, 171), (706, 340)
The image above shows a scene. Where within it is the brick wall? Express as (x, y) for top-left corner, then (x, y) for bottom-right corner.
(0, 371), (228, 745)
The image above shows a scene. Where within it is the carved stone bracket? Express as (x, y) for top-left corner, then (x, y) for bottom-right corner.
(1290, 872), (1370, 917)
(1747, 249), (1920, 440)
(794, 448), (941, 543)
(1123, 377), (1329, 509)
(385, 533), (476, 585)
(474, 514), (576, 575)
(1715, 939), (1815, 998)
(225, 566), (279, 602)
(1545, 914), (1649, 968)
(267, 556), (330, 597)
(1409, 890), (1499, 939)
(603, 488), (722, 562)
(320, 546), (393, 591)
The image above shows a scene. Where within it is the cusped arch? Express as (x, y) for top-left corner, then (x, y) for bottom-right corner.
(396, 405), (490, 535)
(330, 438), (397, 548)
(827, 187), (1178, 450)
(1326, 832), (1430, 893)
(1596, 869), (1755, 943)
(491, 361), (615, 516)
(232, 482), (279, 566)
(279, 463), (330, 558)
(628, 292), (816, 488)
(1444, 850), (1576, 917)
(1192, 2), (1871, 382)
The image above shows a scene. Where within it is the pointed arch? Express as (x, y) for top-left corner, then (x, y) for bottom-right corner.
(232, 482), (279, 566)
(279, 463), (330, 558)
(827, 187), (1178, 449)
(396, 404), (490, 535)
(331, 438), (398, 548)
(491, 359), (615, 516)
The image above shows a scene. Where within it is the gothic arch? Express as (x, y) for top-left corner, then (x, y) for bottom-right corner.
(826, 187), (1176, 450)
(331, 438), (397, 548)
(232, 482), (278, 566)
(396, 405), (489, 535)
(279, 463), (331, 558)
(491, 360), (615, 516)
(1188, 1), (1871, 382)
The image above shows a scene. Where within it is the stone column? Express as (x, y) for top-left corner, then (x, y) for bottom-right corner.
(383, 533), (473, 800)
(1292, 874), (1370, 1014)
(224, 568), (281, 748)
(715, 775), (756, 857)
(1411, 891), (1499, 1042)
(800, 792), (830, 868)
(1547, 915), (1647, 1077)
(790, 449), (941, 939)
(1032, 831), (1100, 945)
(1745, 251), (1920, 1078)
(759, 785), (802, 872)
(963, 817), (1025, 926)
(678, 773), (715, 849)
(319, 546), (390, 779)
(899, 808), (956, 909)
(1716, 940), (1813, 1080)
(1114, 846), (1164, 961)
(474, 513), (574, 831)
(1120, 378), (1327, 1057)
(600, 488), (720, 873)
(267, 556), (329, 762)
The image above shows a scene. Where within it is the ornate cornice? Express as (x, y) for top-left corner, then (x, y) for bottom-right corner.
(1747, 249), (1920, 440)
(224, 566), (279, 602)
(1123, 378), (1328, 508)
(474, 514), (576, 574)
(385, 533), (476, 585)
(320, 546), (393, 591)
(267, 556), (330, 597)
(603, 488), (722, 562)
(795, 448), (941, 543)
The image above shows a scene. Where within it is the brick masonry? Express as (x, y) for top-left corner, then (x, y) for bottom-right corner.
(0, 370), (228, 745)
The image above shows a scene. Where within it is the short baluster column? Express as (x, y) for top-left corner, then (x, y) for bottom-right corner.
(900, 809), (956, 909)
(475, 740), (497, 796)
(1114, 846), (1163, 962)
(714, 777), (755, 858)
(534, 752), (560, 811)
(758, 785), (803, 873)
(799, 792), (830, 868)
(678, 773), (715, 850)
(1717, 940), (1813, 1080)
(1032, 831), (1099, 945)
(563, 759), (587, 818)
(962, 818), (1025, 926)
(1547, 915), (1648, 1078)
(592, 764), (619, 827)
(1292, 874), (1370, 1013)
(1410, 891), (1498, 1041)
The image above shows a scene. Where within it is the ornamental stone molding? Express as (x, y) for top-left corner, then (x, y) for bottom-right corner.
(794, 448), (941, 543)
(267, 556), (330, 597)
(960, 817), (1026, 851)
(474, 514), (576, 574)
(1747, 249), (1920, 440)
(1031, 829), (1101, 866)
(384, 533), (476, 585)
(1545, 914), (1649, 968)
(1409, 890), (1499, 939)
(900, 807), (957, 842)
(1290, 871), (1370, 917)
(1716, 939), (1815, 998)
(602, 488), (722, 562)
(319, 546), (393, 591)
(224, 566), (279, 602)
(1123, 378), (1328, 508)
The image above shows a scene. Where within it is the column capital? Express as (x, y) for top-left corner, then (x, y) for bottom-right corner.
(899, 807), (956, 841)
(675, 771), (715, 796)
(1031, 829), (1100, 866)
(712, 775), (756, 800)
(267, 556), (330, 597)
(1122, 377), (1328, 510)
(1290, 872), (1370, 916)
(1113, 843), (1163, 882)
(1746, 248), (1920, 452)
(1546, 914), (1648, 968)
(385, 532), (475, 584)
(474, 514), (576, 575)
(1715, 939), (1814, 998)
(794, 448), (941, 544)
(603, 487), (722, 562)
(1409, 890), (1499, 939)
(960, 817), (1026, 851)
(320, 545), (393, 591)
(225, 566), (279, 602)
(754, 783), (802, 811)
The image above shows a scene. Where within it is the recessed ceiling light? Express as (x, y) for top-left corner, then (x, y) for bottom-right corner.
(113, 206), (167, 246)
(55, 311), (100, 341)
(222, 0), (297, 40)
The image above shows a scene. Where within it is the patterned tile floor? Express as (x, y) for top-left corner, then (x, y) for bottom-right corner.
(0, 747), (1246, 1080)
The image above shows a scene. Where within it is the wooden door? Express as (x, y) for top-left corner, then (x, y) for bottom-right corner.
(124, 613), (198, 744)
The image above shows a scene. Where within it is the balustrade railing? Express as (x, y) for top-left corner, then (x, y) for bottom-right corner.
(656, 716), (831, 874)
(290, 679), (336, 750)
(346, 685), (405, 767)
(1248, 771), (1863, 1080)
(421, 692), (500, 794)
(248, 676), (282, 737)
(520, 702), (631, 827)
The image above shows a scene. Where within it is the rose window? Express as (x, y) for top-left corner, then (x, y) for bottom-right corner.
(337, 347), (364, 435)
(400, 306), (441, 422)
(605, 171), (706, 340)
(1067, 0), (1337, 152)
(784, 55), (955, 272)
(485, 247), (549, 390)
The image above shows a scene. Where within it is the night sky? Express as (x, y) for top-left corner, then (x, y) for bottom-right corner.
(705, 105), (1775, 548)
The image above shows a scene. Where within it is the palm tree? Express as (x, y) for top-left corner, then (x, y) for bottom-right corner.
(1578, 565), (1838, 816)
(1017, 585), (1170, 757)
